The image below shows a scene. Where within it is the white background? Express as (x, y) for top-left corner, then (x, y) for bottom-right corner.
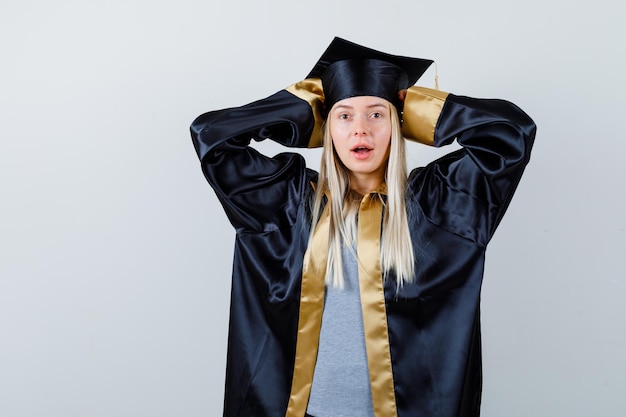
(1, 1), (624, 416)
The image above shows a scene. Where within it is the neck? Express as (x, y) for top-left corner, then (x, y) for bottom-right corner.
(349, 173), (384, 195)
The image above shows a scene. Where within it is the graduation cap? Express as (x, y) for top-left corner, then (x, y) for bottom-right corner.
(307, 37), (433, 112)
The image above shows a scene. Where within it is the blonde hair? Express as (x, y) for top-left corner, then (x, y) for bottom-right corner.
(304, 102), (415, 288)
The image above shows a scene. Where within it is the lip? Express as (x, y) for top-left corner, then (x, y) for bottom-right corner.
(351, 144), (373, 160)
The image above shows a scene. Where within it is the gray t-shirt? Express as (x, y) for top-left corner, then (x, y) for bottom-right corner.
(306, 245), (374, 417)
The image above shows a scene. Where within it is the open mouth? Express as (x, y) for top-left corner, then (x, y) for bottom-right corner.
(351, 145), (372, 154)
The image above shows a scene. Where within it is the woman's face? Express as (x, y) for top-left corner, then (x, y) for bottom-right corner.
(329, 96), (392, 190)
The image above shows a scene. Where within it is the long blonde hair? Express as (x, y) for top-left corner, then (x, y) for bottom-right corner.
(304, 102), (415, 288)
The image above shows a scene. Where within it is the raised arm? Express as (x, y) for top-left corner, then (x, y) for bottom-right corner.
(402, 87), (536, 245)
(190, 80), (325, 232)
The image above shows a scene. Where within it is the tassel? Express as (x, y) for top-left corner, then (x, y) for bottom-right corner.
(434, 61), (440, 91)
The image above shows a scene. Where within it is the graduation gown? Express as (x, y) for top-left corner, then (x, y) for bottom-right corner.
(190, 80), (536, 417)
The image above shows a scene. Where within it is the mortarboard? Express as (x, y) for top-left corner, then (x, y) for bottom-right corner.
(307, 37), (434, 112)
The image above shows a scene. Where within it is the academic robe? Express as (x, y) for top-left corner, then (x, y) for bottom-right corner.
(190, 80), (536, 417)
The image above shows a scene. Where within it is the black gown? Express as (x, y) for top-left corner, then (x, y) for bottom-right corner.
(190, 81), (536, 417)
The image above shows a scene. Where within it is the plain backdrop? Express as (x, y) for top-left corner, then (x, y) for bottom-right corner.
(1, 1), (624, 416)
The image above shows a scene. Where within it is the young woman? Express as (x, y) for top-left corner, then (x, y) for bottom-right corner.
(190, 37), (536, 417)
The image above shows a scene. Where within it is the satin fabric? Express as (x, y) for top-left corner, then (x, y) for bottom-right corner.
(288, 188), (398, 417)
(190, 86), (535, 417)
(357, 192), (398, 417)
(286, 202), (329, 416)
(401, 87), (449, 145)
(320, 59), (408, 111)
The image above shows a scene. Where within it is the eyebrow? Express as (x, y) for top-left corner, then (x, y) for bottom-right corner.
(333, 103), (388, 111)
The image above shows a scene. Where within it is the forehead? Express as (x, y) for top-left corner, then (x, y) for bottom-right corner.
(331, 96), (390, 111)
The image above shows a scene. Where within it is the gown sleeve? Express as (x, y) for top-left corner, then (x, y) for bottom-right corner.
(189, 79), (325, 233)
(402, 86), (537, 245)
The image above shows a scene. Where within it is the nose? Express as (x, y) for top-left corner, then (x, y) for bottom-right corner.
(354, 116), (367, 136)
